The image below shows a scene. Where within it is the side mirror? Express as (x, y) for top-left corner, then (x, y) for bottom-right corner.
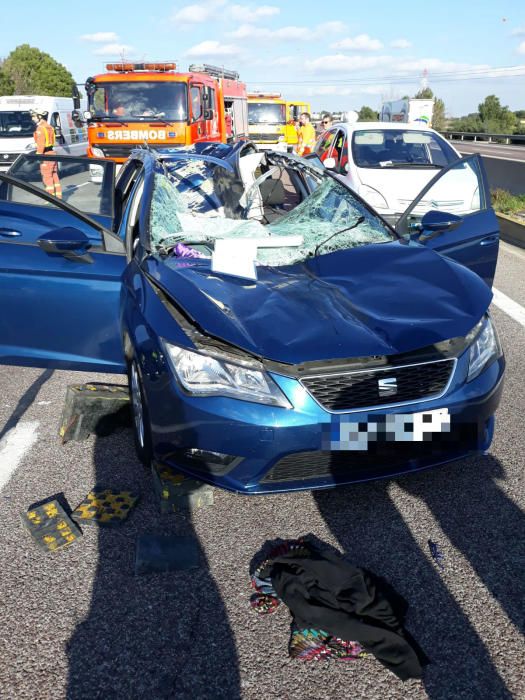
(54, 126), (64, 141)
(72, 85), (81, 110)
(323, 156), (337, 170)
(204, 108), (214, 120)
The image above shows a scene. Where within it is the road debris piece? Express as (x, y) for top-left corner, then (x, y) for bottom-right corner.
(428, 539), (445, 569)
(58, 383), (130, 443)
(72, 488), (139, 526)
(21, 499), (81, 552)
(135, 534), (200, 575)
(151, 462), (214, 513)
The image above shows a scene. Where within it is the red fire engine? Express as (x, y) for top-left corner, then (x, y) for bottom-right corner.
(83, 62), (248, 163)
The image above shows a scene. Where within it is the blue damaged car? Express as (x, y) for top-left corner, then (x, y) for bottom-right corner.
(0, 143), (504, 493)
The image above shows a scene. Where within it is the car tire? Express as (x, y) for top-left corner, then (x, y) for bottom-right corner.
(128, 359), (153, 467)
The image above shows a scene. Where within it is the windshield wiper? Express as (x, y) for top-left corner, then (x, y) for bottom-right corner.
(379, 161), (442, 169)
(94, 117), (129, 126)
(131, 114), (171, 125)
(314, 216), (366, 257)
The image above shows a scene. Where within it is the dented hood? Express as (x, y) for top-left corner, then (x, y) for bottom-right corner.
(146, 241), (492, 364)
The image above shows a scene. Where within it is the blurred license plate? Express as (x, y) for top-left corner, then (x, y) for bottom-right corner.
(324, 408), (450, 451)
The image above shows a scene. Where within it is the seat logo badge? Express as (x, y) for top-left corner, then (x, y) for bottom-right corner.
(378, 377), (398, 397)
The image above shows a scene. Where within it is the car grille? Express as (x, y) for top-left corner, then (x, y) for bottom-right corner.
(93, 143), (140, 159)
(250, 133), (280, 142)
(301, 359), (454, 412)
(262, 427), (478, 484)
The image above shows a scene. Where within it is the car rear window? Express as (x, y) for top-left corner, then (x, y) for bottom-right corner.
(352, 129), (457, 168)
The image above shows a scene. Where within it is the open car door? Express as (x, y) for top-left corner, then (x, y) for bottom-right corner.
(0, 154), (127, 373)
(395, 154), (499, 287)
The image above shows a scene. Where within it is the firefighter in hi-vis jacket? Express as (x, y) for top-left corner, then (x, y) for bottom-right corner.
(31, 109), (62, 198)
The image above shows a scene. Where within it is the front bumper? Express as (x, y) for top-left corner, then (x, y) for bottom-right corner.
(144, 349), (505, 495)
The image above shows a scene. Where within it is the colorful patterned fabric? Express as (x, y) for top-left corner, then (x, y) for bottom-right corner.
(250, 539), (310, 614)
(250, 539), (367, 662)
(289, 625), (366, 662)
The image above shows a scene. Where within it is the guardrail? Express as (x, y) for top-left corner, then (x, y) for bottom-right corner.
(442, 131), (525, 145)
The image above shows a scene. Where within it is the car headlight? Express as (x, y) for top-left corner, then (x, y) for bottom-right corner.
(278, 135), (286, 141)
(162, 341), (291, 408)
(91, 146), (104, 158)
(25, 142), (37, 151)
(467, 315), (502, 381)
(359, 185), (388, 210)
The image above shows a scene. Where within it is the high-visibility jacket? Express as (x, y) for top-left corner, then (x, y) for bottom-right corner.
(34, 121), (56, 154)
(297, 122), (316, 155)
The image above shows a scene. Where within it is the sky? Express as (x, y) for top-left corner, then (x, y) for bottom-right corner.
(1, 0), (524, 116)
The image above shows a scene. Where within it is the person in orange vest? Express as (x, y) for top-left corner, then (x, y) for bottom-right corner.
(31, 108), (62, 199)
(296, 112), (317, 157)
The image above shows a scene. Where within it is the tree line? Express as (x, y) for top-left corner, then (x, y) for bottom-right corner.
(343, 89), (523, 136)
(0, 45), (76, 97)
(450, 95), (524, 135)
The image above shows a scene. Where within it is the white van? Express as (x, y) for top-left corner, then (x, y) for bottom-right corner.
(0, 95), (88, 171)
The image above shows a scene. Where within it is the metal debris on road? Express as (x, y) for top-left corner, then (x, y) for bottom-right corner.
(428, 539), (445, 569)
(151, 462), (214, 513)
(21, 499), (81, 552)
(134, 534), (200, 575)
(58, 383), (130, 443)
(72, 488), (140, 526)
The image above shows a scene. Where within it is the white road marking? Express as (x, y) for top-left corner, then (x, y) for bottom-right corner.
(63, 182), (89, 192)
(492, 288), (525, 328)
(0, 421), (39, 492)
(458, 151), (525, 163)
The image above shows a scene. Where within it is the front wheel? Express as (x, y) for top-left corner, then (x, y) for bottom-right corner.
(128, 359), (153, 467)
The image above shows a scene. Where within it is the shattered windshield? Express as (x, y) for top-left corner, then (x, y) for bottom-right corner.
(149, 157), (395, 266)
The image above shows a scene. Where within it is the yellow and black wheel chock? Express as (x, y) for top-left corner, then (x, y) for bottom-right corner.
(72, 488), (140, 526)
(21, 499), (82, 552)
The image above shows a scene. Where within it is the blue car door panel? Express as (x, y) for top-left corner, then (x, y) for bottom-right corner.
(396, 155), (499, 287)
(0, 158), (127, 373)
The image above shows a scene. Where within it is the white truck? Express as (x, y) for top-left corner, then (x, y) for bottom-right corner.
(0, 95), (88, 171)
(380, 99), (434, 127)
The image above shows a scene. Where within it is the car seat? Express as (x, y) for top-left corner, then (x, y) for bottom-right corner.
(238, 151), (266, 220)
(259, 178), (286, 206)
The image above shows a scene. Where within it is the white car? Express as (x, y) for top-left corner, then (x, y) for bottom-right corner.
(314, 120), (479, 225)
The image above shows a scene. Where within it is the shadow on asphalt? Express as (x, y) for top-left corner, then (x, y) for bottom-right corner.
(65, 425), (240, 699)
(314, 454), (521, 699)
(0, 368), (53, 442)
(400, 455), (525, 638)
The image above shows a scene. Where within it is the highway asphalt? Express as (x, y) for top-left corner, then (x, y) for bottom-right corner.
(0, 244), (524, 699)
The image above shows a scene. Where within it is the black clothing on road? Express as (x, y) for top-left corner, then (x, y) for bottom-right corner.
(259, 541), (425, 680)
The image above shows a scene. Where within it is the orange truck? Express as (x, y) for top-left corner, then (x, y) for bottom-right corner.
(83, 62), (248, 163)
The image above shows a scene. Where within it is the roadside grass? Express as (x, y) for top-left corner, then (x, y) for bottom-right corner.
(491, 189), (525, 217)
